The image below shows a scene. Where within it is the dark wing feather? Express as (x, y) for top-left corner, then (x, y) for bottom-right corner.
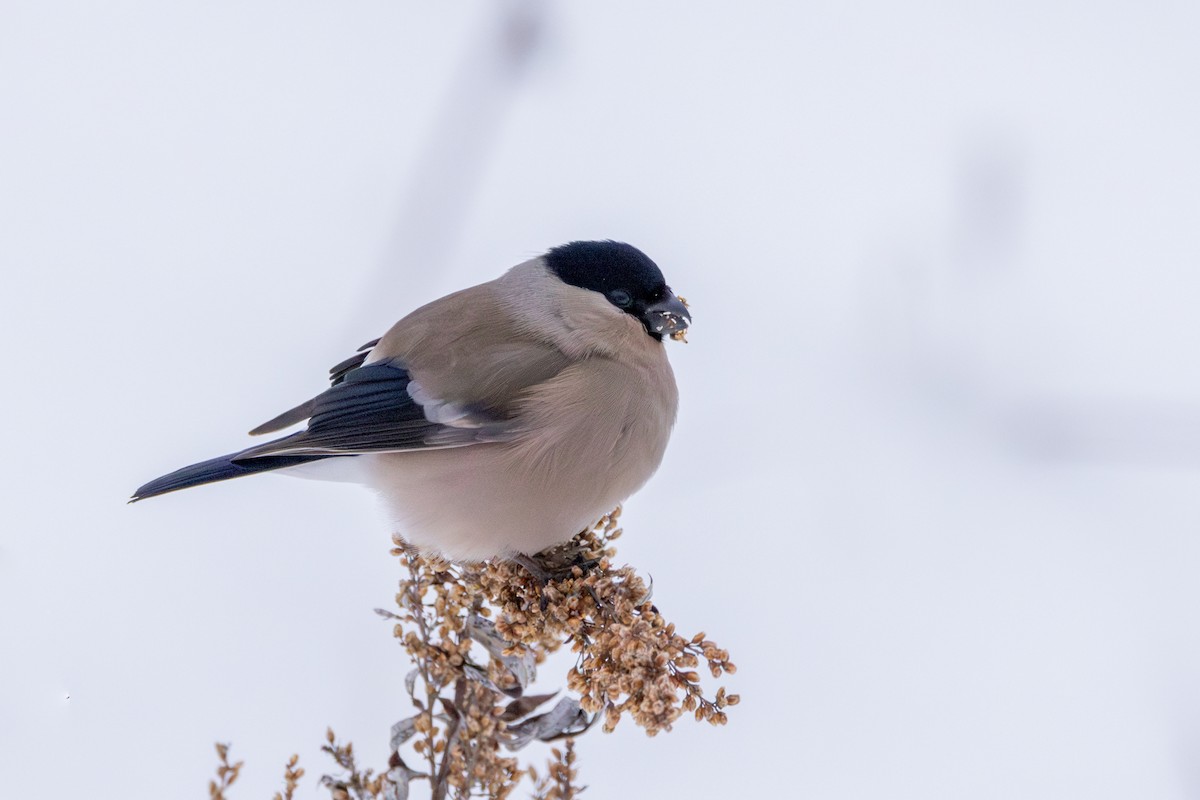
(248, 399), (316, 436)
(329, 338), (381, 385)
(249, 338), (383, 435)
(131, 452), (329, 501)
(235, 363), (509, 460)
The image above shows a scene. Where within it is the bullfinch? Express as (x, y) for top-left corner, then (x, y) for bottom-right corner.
(132, 241), (690, 561)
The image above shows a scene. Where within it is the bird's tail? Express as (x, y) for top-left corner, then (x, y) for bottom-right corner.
(130, 452), (332, 502)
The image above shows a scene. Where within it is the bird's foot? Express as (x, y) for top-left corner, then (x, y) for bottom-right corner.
(509, 552), (554, 586)
(509, 545), (602, 611)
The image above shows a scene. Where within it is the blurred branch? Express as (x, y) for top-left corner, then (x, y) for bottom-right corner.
(359, 0), (550, 316)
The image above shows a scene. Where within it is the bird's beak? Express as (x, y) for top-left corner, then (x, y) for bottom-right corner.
(642, 291), (691, 338)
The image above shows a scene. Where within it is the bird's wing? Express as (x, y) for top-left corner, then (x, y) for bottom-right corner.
(236, 362), (510, 459)
(329, 338), (381, 386)
(240, 283), (573, 459)
(248, 338), (381, 435)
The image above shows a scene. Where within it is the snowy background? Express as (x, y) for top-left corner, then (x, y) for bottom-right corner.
(4, 1), (1200, 797)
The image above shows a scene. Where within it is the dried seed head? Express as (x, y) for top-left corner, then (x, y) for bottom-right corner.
(265, 510), (736, 799)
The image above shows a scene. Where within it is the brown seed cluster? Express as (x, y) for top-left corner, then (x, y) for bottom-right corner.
(381, 550), (525, 799)
(471, 509), (738, 735)
(529, 740), (581, 800)
(272, 754), (304, 800)
(208, 742), (243, 800)
(207, 508), (736, 799)
(319, 729), (387, 799)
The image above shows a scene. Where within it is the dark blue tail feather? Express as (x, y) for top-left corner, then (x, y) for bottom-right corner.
(130, 452), (332, 502)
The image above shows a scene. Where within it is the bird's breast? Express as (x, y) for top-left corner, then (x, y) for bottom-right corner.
(364, 349), (679, 560)
(509, 351), (678, 486)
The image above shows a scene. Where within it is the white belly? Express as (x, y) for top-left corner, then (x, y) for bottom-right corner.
(359, 436), (660, 561)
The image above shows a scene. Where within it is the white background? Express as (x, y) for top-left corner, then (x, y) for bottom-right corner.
(4, 2), (1200, 797)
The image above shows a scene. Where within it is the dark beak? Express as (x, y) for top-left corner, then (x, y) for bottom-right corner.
(642, 291), (691, 338)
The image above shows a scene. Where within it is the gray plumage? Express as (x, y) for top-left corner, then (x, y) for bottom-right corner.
(132, 242), (689, 561)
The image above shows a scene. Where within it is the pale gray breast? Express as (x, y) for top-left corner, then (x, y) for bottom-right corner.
(504, 345), (678, 495)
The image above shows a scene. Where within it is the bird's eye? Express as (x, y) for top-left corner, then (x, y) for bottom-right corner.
(609, 289), (633, 308)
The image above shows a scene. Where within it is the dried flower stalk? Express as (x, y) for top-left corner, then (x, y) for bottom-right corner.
(209, 508), (736, 798)
(272, 754), (305, 800)
(209, 742), (243, 800)
(529, 740), (581, 800)
(469, 509), (738, 735)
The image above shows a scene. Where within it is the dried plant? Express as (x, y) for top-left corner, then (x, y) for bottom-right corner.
(209, 508), (737, 798)
(320, 728), (387, 799)
(529, 740), (581, 800)
(272, 754), (305, 800)
(470, 510), (738, 735)
(209, 742), (243, 800)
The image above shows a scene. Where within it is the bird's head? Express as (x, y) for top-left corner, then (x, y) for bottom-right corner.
(544, 241), (691, 342)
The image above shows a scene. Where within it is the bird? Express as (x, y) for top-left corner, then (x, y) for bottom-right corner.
(132, 240), (691, 563)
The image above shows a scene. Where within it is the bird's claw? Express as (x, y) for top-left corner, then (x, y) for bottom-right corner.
(509, 547), (602, 612)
